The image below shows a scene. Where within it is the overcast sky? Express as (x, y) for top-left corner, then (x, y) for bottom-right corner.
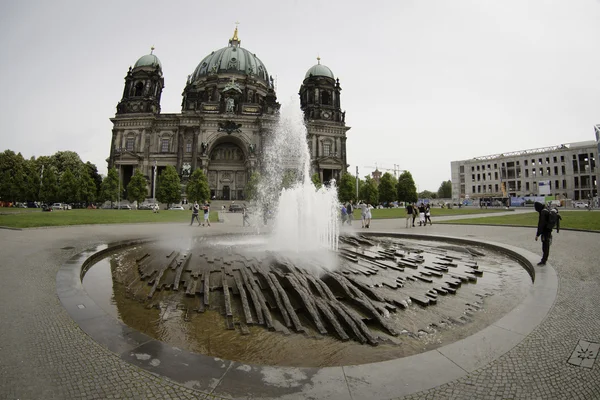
(1, 0), (600, 192)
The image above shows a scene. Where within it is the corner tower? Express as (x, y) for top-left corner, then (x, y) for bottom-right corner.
(299, 57), (350, 184)
(116, 47), (164, 115)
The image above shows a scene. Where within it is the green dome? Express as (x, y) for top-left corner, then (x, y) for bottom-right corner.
(305, 63), (335, 79)
(191, 44), (270, 84)
(134, 54), (162, 69)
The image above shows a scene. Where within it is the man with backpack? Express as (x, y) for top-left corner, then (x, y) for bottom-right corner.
(346, 201), (354, 225)
(534, 201), (561, 266)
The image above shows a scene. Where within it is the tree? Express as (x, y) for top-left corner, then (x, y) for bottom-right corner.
(78, 168), (97, 204)
(397, 171), (418, 203)
(100, 167), (120, 205)
(85, 162), (102, 198)
(378, 172), (397, 205)
(359, 176), (379, 205)
(156, 165), (181, 207)
(418, 190), (437, 199)
(338, 172), (357, 203)
(0, 150), (26, 203)
(311, 173), (322, 190)
(438, 180), (452, 198)
(185, 169), (210, 203)
(50, 151), (83, 177)
(59, 168), (79, 203)
(245, 171), (261, 201)
(39, 167), (59, 204)
(281, 170), (298, 190)
(127, 168), (149, 206)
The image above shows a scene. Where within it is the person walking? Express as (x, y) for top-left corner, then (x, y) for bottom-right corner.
(242, 204), (250, 227)
(425, 203), (432, 225)
(346, 201), (354, 225)
(340, 204), (348, 225)
(405, 203), (414, 228)
(190, 202), (201, 226)
(418, 203), (426, 226)
(412, 203), (419, 227)
(358, 201), (368, 228)
(534, 201), (561, 265)
(202, 201), (211, 227)
(365, 203), (373, 228)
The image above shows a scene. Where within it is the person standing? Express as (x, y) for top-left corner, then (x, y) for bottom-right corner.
(358, 201), (368, 228)
(365, 204), (373, 228)
(405, 203), (414, 228)
(418, 203), (426, 226)
(190, 202), (200, 226)
(534, 201), (560, 265)
(242, 205), (250, 227)
(202, 201), (211, 227)
(425, 203), (432, 226)
(346, 201), (354, 225)
(412, 203), (419, 227)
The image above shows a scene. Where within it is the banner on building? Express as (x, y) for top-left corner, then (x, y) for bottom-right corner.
(538, 180), (551, 195)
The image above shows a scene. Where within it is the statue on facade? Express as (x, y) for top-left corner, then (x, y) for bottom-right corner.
(226, 97), (235, 113)
(248, 143), (256, 154)
(201, 142), (208, 155)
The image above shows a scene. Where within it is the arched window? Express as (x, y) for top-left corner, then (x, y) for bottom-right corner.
(134, 82), (144, 97)
(322, 91), (331, 106)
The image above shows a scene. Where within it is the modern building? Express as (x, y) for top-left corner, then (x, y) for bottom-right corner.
(450, 137), (599, 203)
(108, 27), (349, 201)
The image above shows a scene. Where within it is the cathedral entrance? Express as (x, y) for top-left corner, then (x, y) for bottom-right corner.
(222, 186), (230, 200)
(207, 142), (247, 200)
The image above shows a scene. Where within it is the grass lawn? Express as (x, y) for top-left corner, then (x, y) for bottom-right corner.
(0, 208), (219, 228)
(437, 211), (600, 231)
(356, 207), (510, 220)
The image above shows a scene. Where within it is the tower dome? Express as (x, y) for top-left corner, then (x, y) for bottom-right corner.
(189, 27), (271, 85)
(304, 57), (335, 79)
(134, 47), (162, 69)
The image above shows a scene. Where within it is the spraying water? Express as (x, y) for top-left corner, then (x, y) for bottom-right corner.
(257, 97), (340, 264)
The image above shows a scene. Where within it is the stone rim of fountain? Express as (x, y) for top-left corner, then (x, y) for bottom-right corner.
(56, 231), (557, 399)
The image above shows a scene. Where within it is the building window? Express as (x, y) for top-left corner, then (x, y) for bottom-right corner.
(525, 169), (529, 178)
(487, 164), (491, 169)
(554, 166), (558, 175)
(546, 167), (551, 176)
(532, 169), (536, 177)
(477, 165), (480, 171)
(459, 166), (465, 173)
(539, 158), (543, 165)
(531, 159), (535, 166)
(539, 168), (543, 176)
(546, 157), (550, 164)
(561, 165), (566, 175)
(495, 184), (499, 192)
(323, 142), (331, 156)
(472, 174), (475, 182)
(472, 186), (476, 193)
(555, 180), (559, 189)
(126, 138), (134, 151)
(561, 155), (565, 162)
(524, 160), (528, 166)
(495, 172), (498, 180)
(553, 156), (557, 163)
(526, 182), (530, 191)
(161, 139), (169, 153)
(562, 179), (567, 189)
(186, 142), (192, 153)
(471, 166), (475, 172)
(494, 164), (497, 169)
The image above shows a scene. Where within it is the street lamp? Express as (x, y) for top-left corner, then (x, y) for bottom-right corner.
(115, 147), (123, 210)
(152, 160), (157, 203)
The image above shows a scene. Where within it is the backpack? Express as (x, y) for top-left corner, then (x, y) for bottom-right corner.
(546, 208), (561, 232)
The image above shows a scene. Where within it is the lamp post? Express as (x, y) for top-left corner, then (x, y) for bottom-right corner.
(355, 166), (359, 201)
(152, 160), (157, 203)
(115, 147), (123, 210)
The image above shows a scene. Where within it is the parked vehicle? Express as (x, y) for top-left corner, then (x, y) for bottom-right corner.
(229, 204), (244, 213)
(51, 203), (63, 210)
(573, 201), (589, 209)
(168, 205), (185, 211)
(115, 204), (132, 210)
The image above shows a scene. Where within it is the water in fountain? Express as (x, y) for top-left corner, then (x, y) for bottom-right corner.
(257, 97), (340, 268)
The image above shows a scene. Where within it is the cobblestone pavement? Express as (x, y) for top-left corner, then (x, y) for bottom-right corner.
(1, 214), (599, 399)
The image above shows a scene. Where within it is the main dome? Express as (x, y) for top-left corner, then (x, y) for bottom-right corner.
(190, 28), (270, 84)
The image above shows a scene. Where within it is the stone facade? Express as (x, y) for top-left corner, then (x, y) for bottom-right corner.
(109, 30), (349, 201)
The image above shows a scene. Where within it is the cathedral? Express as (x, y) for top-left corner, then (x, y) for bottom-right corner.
(109, 27), (350, 201)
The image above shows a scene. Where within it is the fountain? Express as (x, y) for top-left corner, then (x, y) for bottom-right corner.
(79, 99), (532, 367)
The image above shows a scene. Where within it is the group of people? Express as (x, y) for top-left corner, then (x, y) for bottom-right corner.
(190, 201), (211, 227)
(340, 200), (374, 228)
(405, 202), (432, 228)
